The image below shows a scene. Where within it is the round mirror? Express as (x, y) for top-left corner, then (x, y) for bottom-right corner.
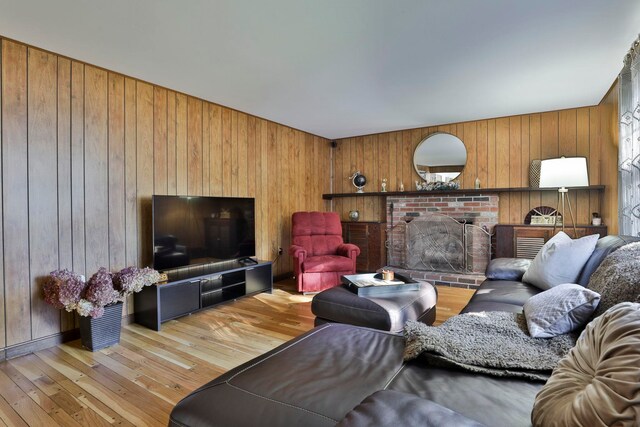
(413, 133), (467, 182)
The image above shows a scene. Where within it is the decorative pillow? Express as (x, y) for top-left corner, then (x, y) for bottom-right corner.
(522, 232), (599, 291)
(587, 241), (640, 318)
(524, 283), (600, 338)
(532, 302), (640, 427)
(484, 258), (532, 281)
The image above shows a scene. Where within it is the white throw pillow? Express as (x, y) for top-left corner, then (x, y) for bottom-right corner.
(522, 232), (599, 291)
(524, 283), (601, 338)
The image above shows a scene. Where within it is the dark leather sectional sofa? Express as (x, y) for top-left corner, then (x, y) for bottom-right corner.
(169, 235), (638, 427)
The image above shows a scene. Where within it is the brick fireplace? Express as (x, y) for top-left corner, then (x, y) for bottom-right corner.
(385, 193), (499, 289)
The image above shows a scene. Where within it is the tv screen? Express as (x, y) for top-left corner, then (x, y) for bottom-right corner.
(152, 195), (256, 270)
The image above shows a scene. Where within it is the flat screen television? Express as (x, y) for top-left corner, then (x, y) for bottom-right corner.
(152, 195), (256, 271)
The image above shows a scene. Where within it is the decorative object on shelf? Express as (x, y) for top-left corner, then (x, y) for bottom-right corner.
(415, 180), (460, 191)
(348, 171), (367, 193)
(43, 266), (160, 351)
(475, 177), (481, 189)
(539, 156), (589, 236)
(348, 210), (360, 221)
(398, 182), (404, 192)
(381, 178), (387, 192)
(524, 206), (562, 226)
(592, 212), (602, 226)
(413, 132), (467, 183)
(529, 160), (541, 188)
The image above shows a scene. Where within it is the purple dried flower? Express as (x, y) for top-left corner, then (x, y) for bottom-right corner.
(43, 269), (86, 311)
(85, 267), (119, 307)
(113, 266), (160, 298)
(76, 299), (105, 318)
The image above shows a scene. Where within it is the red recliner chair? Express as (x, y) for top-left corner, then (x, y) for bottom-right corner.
(289, 212), (360, 293)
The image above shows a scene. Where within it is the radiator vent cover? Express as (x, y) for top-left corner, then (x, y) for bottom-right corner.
(516, 237), (545, 259)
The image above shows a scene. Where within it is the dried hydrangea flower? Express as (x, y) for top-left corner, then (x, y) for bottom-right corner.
(113, 266), (161, 298)
(85, 267), (119, 308)
(43, 269), (86, 310)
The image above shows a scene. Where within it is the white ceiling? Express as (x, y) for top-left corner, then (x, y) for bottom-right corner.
(1, 1), (639, 139)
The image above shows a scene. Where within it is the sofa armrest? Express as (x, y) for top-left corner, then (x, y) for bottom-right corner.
(337, 390), (485, 427)
(485, 258), (531, 281)
(337, 243), (361, 259)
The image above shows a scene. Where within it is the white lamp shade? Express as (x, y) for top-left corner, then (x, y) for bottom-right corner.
(539, 157), (589, 188)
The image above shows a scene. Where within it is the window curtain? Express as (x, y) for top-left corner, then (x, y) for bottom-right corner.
(619, 37), (640, 237)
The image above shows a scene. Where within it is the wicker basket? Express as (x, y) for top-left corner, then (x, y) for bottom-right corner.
(79, 302), (123, 351)
(529, 160), (541, 188)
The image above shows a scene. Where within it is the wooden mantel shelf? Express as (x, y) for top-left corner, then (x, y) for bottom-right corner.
(322, 185), (605, 200)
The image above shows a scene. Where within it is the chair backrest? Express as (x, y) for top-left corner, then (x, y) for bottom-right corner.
(292, 212), (344, 257)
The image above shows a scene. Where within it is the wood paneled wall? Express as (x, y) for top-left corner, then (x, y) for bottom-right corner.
(598, 82), (619, 234)
(0, 38), (330, 350)
(332, 107), (615, 229)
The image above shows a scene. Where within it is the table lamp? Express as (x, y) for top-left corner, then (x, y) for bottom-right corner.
(538, 156), (589, 236)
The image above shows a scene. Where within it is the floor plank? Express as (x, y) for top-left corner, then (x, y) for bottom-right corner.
(0, 279), (472, 426)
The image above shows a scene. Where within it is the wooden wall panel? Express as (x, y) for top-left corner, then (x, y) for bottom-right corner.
(187, 97), (203, 196)
(0, 41), (4, 347)
(2, 40), (31, 345)
(333, 106), (614, 230)
(0, 37), (329, 352)
(57, 57), (74, 332)
(27, 47), (60, 338)
(136, 82), (154, 269)
(108, 73), (126, 272)
(124, 78), (138, 268)
(84, 66), (110, 275)
(70, 61), (86, 277)
(599, 84), (619, 234)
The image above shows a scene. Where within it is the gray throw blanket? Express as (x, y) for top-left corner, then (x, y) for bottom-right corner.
(404, 312), (576, 381)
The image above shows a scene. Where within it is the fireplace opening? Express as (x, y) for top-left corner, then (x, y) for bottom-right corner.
(387, 213), (491, 274)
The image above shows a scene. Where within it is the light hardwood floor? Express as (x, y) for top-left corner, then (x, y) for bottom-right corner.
(0, 280), (473, 426)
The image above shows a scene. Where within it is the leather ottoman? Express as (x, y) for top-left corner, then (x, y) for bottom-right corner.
(311, 283), (437, 333)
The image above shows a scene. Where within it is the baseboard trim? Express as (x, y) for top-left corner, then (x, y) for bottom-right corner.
(0, 313), (137, 361)
(1, 329), (81, 361)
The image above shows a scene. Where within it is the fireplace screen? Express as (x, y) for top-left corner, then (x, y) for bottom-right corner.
(387, 214), (491, 274)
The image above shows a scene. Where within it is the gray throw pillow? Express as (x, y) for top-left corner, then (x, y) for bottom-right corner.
(522, 232), (599, 291)
(524, 283), (600, 338)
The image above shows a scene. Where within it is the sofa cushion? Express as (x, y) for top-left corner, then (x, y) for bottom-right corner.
(389, 362), (542, 427)
(459, 280), (540, 314)
(522, 231), (599, 291)
(336, 390), (485, 427)
(532, 302), (640, 427)
(587, 241), (640, 318)
(523, 283), (600, 338)
(303, 255), (353, 273)
(170, 324), (406, 427)
(485, 258), (531, 281)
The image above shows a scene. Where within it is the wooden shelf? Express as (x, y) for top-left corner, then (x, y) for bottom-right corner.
(322, 185), (605, 200)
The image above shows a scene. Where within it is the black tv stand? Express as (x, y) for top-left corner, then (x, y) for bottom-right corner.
(134, 260), (273, 331)
(238, 257), (258, 266)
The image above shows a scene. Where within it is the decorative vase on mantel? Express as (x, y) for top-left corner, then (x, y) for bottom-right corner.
(79, 301), (124, 351)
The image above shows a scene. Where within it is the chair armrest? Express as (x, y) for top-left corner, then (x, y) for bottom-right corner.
(485, 258), (531, 281)
(337, 243), (361, 259)
(289, 245), (307, 261)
